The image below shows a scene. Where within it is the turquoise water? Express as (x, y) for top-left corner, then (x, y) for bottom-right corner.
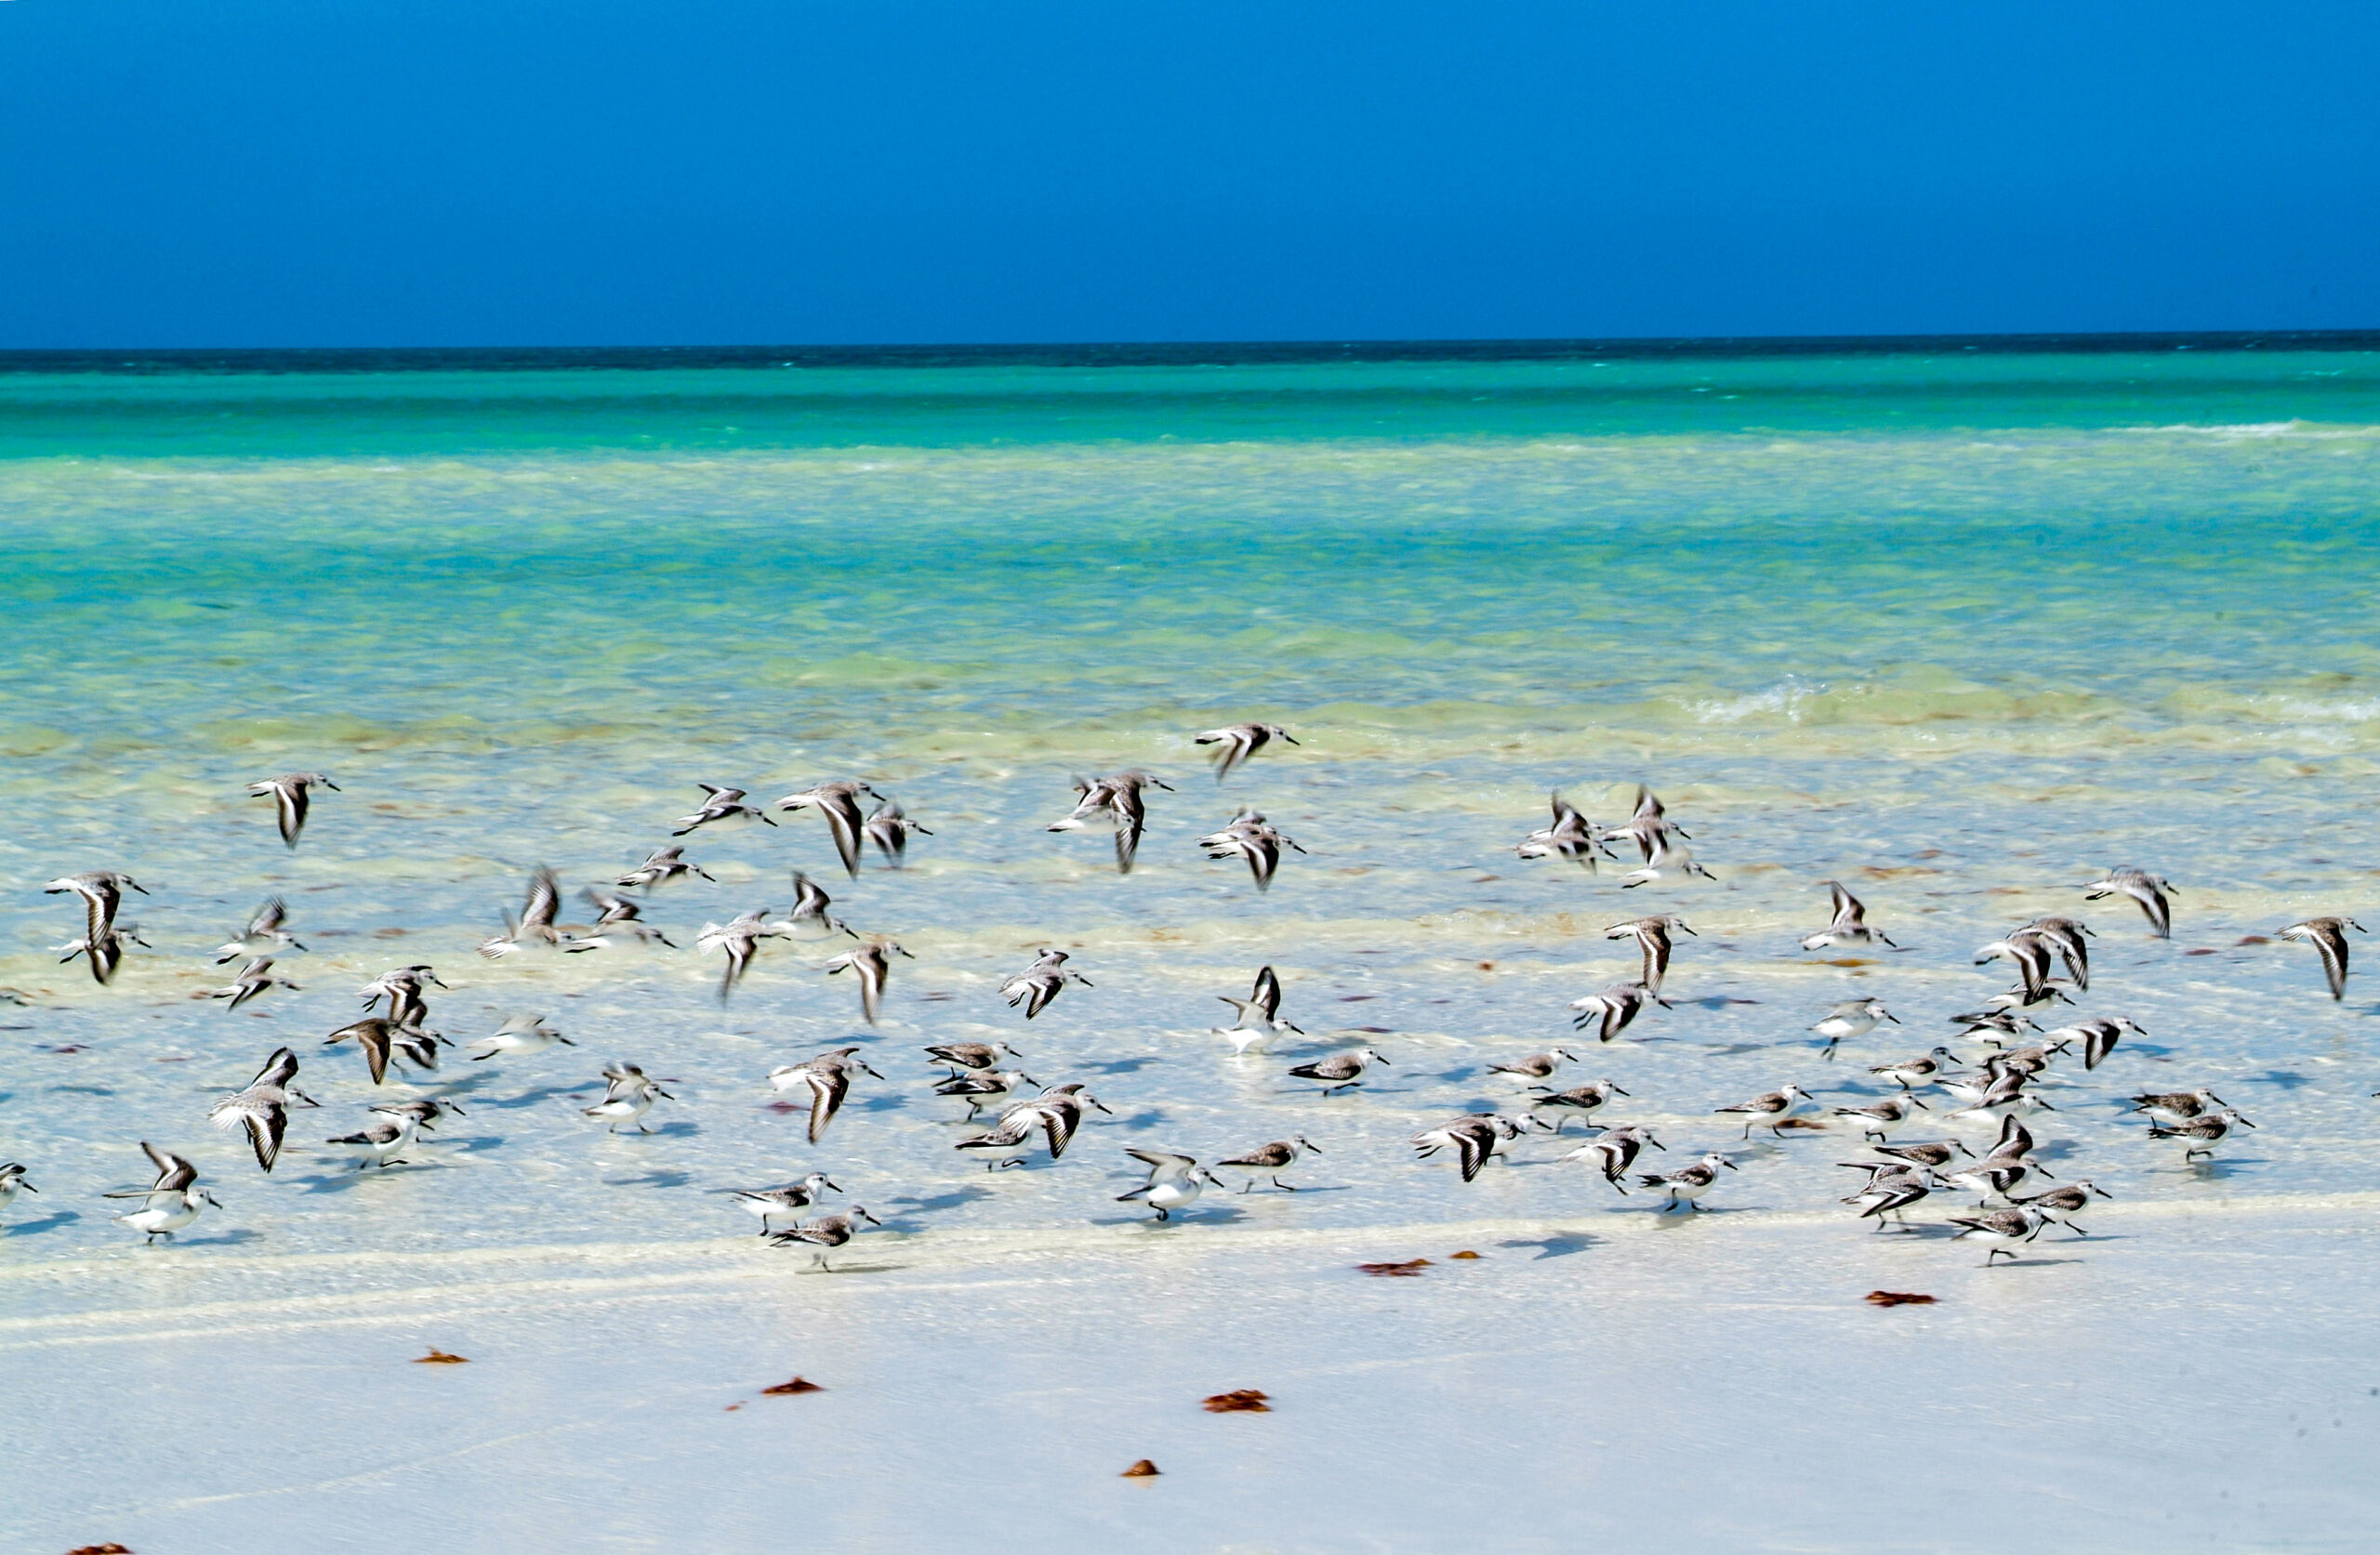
(6, 344), (2380, 1550)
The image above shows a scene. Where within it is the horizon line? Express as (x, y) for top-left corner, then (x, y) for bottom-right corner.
(4, 327), (2378, 375)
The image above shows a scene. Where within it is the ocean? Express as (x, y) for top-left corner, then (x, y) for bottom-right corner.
(5, 336), (2378, 1550)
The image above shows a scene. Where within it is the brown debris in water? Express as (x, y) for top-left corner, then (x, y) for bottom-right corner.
(1866, 1290), (1937, 1307)
(1202, 1389), (1271, 1413)
(1356, 1258), (1431, 1277)
(1448, 1250), (1482, 1259)
(1121, 1458), (1161, 1477)
(761, 1377), (825, 1395)
(414, 1349), (469, 1364)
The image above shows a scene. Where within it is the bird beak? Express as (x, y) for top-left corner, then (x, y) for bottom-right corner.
(2238, 1116), (2257, 1127)
(445, 1100), (469, 1115)
(1612, 1084), (1631, 1097)
(860, 1209), (882, 1226)
(1884, 1011), (1901, 1023)
(1721, 1159), (1739, 1170)
(1911, 1096), (1930, 1110)
(1376, 1054), (1393, 1064)
(825, 1179), (843, 1193)
(860, 1063), (885, 1079)
(654, 1087), (678, 1100)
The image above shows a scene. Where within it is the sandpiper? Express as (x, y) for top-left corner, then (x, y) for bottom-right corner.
(618, 847), (714, 890)
(774, 872), (854, 939)
(825, 939), (913, 1024)
(1605, 916), (1692, 995)
(478, 866), (565, 959)
(211, 955), (300, 1011)
(466, 1014), (576, 1061)
(2014, 1180), (2109, 1233)
(564, 888), (677, 951)
(1001, 949), (1092, 1020)
(864, 799), (931, 867)
(1195, 722), (1297, 783)
(697, 910), (782, 1002)
(584, 1063), (675, 1134)
(105, 1144), (223, 1243)
(215, 896), (305, 963)
(1198, 810), (1304, 890)
(1714, 1085), (1817, 1140)
(672, 784), (778, 837)
(1840, 1163), (1929, 1230)
(1218, 1136), (1321, 1193)
(1558, 1125), (1663, 1191)
(1949, 1206), (2051, 1265)
(732, 1174), (840, 1235)
(1802, 880), (1897, 951)
(1049, 771), (1173, 875)
(1411, 1114), (1535, 1183)
(207, 1047), (318, 1171)
(1516, 791), (1613, 869)
(2043, 1016), (2144, 1072)
(924, 1041), (1024, 1073)
(1567, 981), (1670, 1043)
(1488, 1048), (1580, 1083)
(2126, 1087), (2228, 1127)
(2084, 866), (2177, 938)
(1117, 1151), (1226, 1220)
(248, 772), (337, 849)
(1811, 998), (1898, 1058)
(1867, 1139), (1973, 1169)
(767, 1048), (883, 1144)
(1638, 1152), (1735, 1212)
(2279, 916), (2365, 1001)
(360, 964), (444, 1030)
(934, 1067), (1040, 1119)
(770, 1206), (881, 1270)
(1831, 1093), (1930, 1141)
(775, 781), (879, 877)
(1528, 1079), (1628, 1134)
(2149, 1108), (2253, 1160)
(1214, 965), (1302, 1054)
(0, 1162), (34, 1216)
(1288, 1047), (1388, 1096)
(2023, 916), (2094, 992)
(1605, 786), (1690, 863)
(1619, 829), (1716, 888)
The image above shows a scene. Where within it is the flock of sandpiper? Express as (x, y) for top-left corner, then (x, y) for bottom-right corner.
(4, 725), (2364, 1268)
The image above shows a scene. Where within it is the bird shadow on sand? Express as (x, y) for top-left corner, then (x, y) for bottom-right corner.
(5, 1209), (80, 1236)
(1983, 1256), (2089, 1271)
(852, 1094), (907, 1115)
(482, 1084), (584, 1111)
(443, 1134), (507, 1154)
(645, 1120), (699, 1140)
(1091, 1206), (1252, 1229)
(2183, 1158), (2265, 1179)
(889, 1184), (996, 1216)
(173, 1228), (264, 1247)
(792, 1261), (906, 1275)
(50, 1084), (117, 1097)
(607, 1168), (693, 1189)
(1084, 1056), (1161, 1075)
(1499, 1231), (1599, 1259)
(2251, 1070), (2312, 1090)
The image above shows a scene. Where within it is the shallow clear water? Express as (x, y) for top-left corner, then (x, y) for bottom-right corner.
(5, 346), (2379, 1550)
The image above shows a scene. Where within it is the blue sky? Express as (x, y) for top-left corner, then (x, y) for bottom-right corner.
(4, 1), (2375, 346)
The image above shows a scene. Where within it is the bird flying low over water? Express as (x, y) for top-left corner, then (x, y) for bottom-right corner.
(864, 799), (931, 867)
(673, 784), (777, 837)
(207, 1047), (318, 1171)
(1516, 791), (1613, 869)
(618, 847), (713, 890)
(248, 772), (338, 848)
(1801, 880), (1897, 951)
(1198, 810), (1304, 890)
(1606, 916), (1692, 995)
(776, 781), (879, 876)
(1050, 770), (1173, 874)
(1195, 722), (1296, 783)
(2083, 866), (2176, 938)
(216, 896), (304, 964)
(826, 939), (913, 1024)
(2279, 916), (2365, 1001)
(1001, 949), (1092, 1020)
